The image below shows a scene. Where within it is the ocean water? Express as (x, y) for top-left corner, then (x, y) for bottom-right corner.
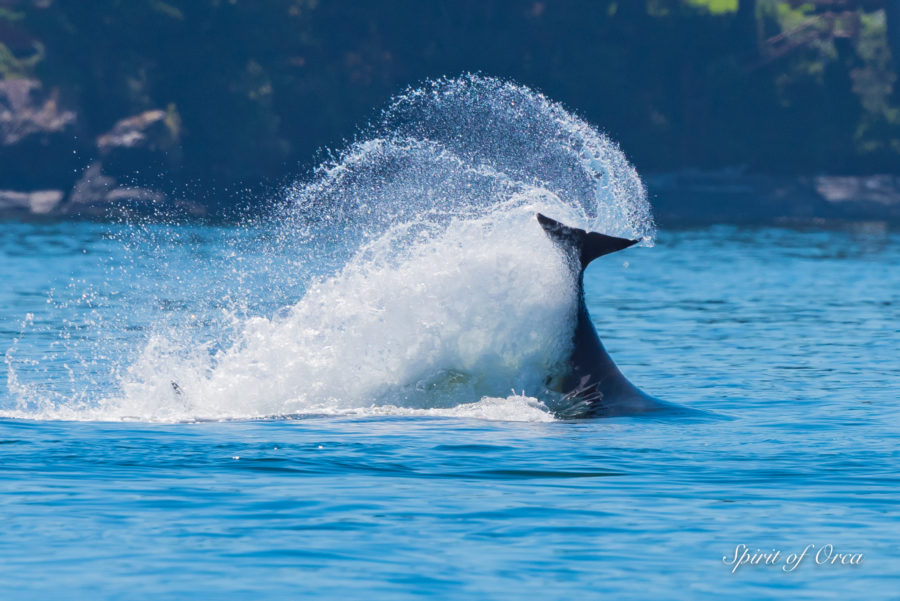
(1, 221), (897, 600)
(2, 76), (899, 598)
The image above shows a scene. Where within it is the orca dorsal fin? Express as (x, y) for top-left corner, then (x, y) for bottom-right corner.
(537, 213), (639, 270)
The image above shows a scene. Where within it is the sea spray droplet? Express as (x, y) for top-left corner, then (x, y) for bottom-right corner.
(5, 76), (655, 423)
(379, 75), (654, 241)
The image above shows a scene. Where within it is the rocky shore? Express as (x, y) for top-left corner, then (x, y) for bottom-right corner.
(3, 78), (899, 225)
(1, 79), (203, 219)
(645, 170), (900, 226)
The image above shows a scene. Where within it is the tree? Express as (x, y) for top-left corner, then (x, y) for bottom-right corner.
(887, 0), (900, 80)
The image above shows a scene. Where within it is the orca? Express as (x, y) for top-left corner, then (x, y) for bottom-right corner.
(537, 213), (674, 418)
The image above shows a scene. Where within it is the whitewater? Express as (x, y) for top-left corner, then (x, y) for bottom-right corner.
(3, 75), (654, 422)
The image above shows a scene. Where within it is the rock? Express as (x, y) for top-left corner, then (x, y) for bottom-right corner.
(0, 79), (75, 145)
(812, 175), (900, 208)
(0, 78), (82, 189)
(66, 163), (116, 210)
(97, 110), (172, 152)
(102, 186), (168, 211)
(0, 189), (64, 217)
(27, 190), (64, 214)
(96, 109), (181, 183)
(64, 163), (204, 218)
(646, 169), (900, 225)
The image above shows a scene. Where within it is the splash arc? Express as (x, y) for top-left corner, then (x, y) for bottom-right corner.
(537, 213), (670, 417)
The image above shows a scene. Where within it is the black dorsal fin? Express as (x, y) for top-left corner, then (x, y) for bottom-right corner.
(537, 213), (639, 269)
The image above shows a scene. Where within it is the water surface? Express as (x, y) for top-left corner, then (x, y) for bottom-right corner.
(2, 221), (897, 599)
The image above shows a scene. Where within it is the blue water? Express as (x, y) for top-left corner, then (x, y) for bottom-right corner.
(1, 220), (897, 599)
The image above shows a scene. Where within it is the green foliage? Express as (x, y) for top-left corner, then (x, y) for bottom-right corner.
(0, 42), (22, 78)
(0, 8), (25, 22)
(0, 40), (43, 80)
(2, 0), (897, 178)
(686, 0), (738, 14)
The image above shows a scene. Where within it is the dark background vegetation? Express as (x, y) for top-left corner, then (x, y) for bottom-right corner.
(1, 0), (899, 215)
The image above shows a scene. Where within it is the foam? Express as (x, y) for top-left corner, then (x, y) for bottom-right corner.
(2, 75), (654, 423)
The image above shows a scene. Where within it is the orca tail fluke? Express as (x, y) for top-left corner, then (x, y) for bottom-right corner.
(536, 213), (639, 269)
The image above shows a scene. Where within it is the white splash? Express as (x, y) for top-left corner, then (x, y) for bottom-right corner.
(2, 75), (654, 423)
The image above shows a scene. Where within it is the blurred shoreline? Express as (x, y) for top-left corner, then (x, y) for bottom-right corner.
(3, 166), (899, 225)
(3, 81), (899, 224)
(3, 0), (900, 226)
(646, 170), (900, 225)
